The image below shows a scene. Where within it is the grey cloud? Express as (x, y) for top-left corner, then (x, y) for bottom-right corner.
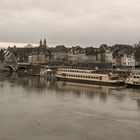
(0, 0), (140, 47)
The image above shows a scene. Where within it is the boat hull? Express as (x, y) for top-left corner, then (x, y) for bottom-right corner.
(56, 76), (124, 87)
(126, 83), (140, 88)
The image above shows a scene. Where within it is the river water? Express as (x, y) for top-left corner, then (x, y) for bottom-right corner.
(0, 73), (140, 140)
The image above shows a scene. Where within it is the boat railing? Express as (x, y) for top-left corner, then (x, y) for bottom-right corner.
(108, 73), (120, 80)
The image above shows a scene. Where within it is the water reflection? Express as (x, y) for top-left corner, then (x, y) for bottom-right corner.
(0, 73), (54, 90)
(1, 72), (140, 104)
(54, 81), (116, 101)
(136, 99), (140, 107)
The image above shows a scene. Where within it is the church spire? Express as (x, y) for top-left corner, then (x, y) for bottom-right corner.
(39, 39), (42, 46)
(44, 38), (47, 47)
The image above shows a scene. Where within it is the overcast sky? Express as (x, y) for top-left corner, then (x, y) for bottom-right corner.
(0, 0), (140, 47)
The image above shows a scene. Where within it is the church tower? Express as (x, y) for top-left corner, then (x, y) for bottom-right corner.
(39, 39), (42, 46)
(44, 38), (47, 47)
(39, 39), (42, 47)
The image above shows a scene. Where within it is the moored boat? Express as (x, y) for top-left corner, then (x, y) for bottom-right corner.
(55, 68), (124, 86)
(126, 70), (140, 88)
(40, 68), (55, 80)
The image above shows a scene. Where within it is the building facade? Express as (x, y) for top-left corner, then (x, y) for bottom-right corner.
(29, 38), (50, 65)
(121, 54), (135, 67)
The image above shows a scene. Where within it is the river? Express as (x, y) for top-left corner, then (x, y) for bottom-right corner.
(0, 72), (140, 140)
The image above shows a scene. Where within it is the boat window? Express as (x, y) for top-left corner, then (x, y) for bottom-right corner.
(99, 76), (102, 80)
(62, 73), (66, 77)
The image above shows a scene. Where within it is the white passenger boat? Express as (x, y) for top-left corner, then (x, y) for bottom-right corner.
(55, 68), (124, 86)
(40, 69), (52, 76)
(126, 70), (140, 87)
(40, 68), (55, 80)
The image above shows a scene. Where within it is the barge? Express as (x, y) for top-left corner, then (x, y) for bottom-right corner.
(55, 68), (124, 86)
(126, 70), (140, 88)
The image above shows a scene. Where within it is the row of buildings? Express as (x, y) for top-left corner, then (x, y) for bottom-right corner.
(0, 39), (139, 69)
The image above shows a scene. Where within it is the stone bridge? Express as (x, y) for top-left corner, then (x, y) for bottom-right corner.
(1, 63), (18, 72)
(1, 62), (31, 72)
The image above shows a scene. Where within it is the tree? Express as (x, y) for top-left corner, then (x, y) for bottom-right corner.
(0, 48), (4, 62)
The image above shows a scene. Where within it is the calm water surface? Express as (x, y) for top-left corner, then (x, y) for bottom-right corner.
(0, 73), (140, 140)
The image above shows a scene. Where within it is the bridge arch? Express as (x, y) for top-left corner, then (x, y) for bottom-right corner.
(3, 65), (16, 72)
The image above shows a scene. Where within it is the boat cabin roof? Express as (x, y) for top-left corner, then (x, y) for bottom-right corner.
(58, 68), (96, 73)
(130, 69), (140, 75)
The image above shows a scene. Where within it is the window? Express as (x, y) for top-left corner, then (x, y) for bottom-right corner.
(99, 76), (102, 80)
